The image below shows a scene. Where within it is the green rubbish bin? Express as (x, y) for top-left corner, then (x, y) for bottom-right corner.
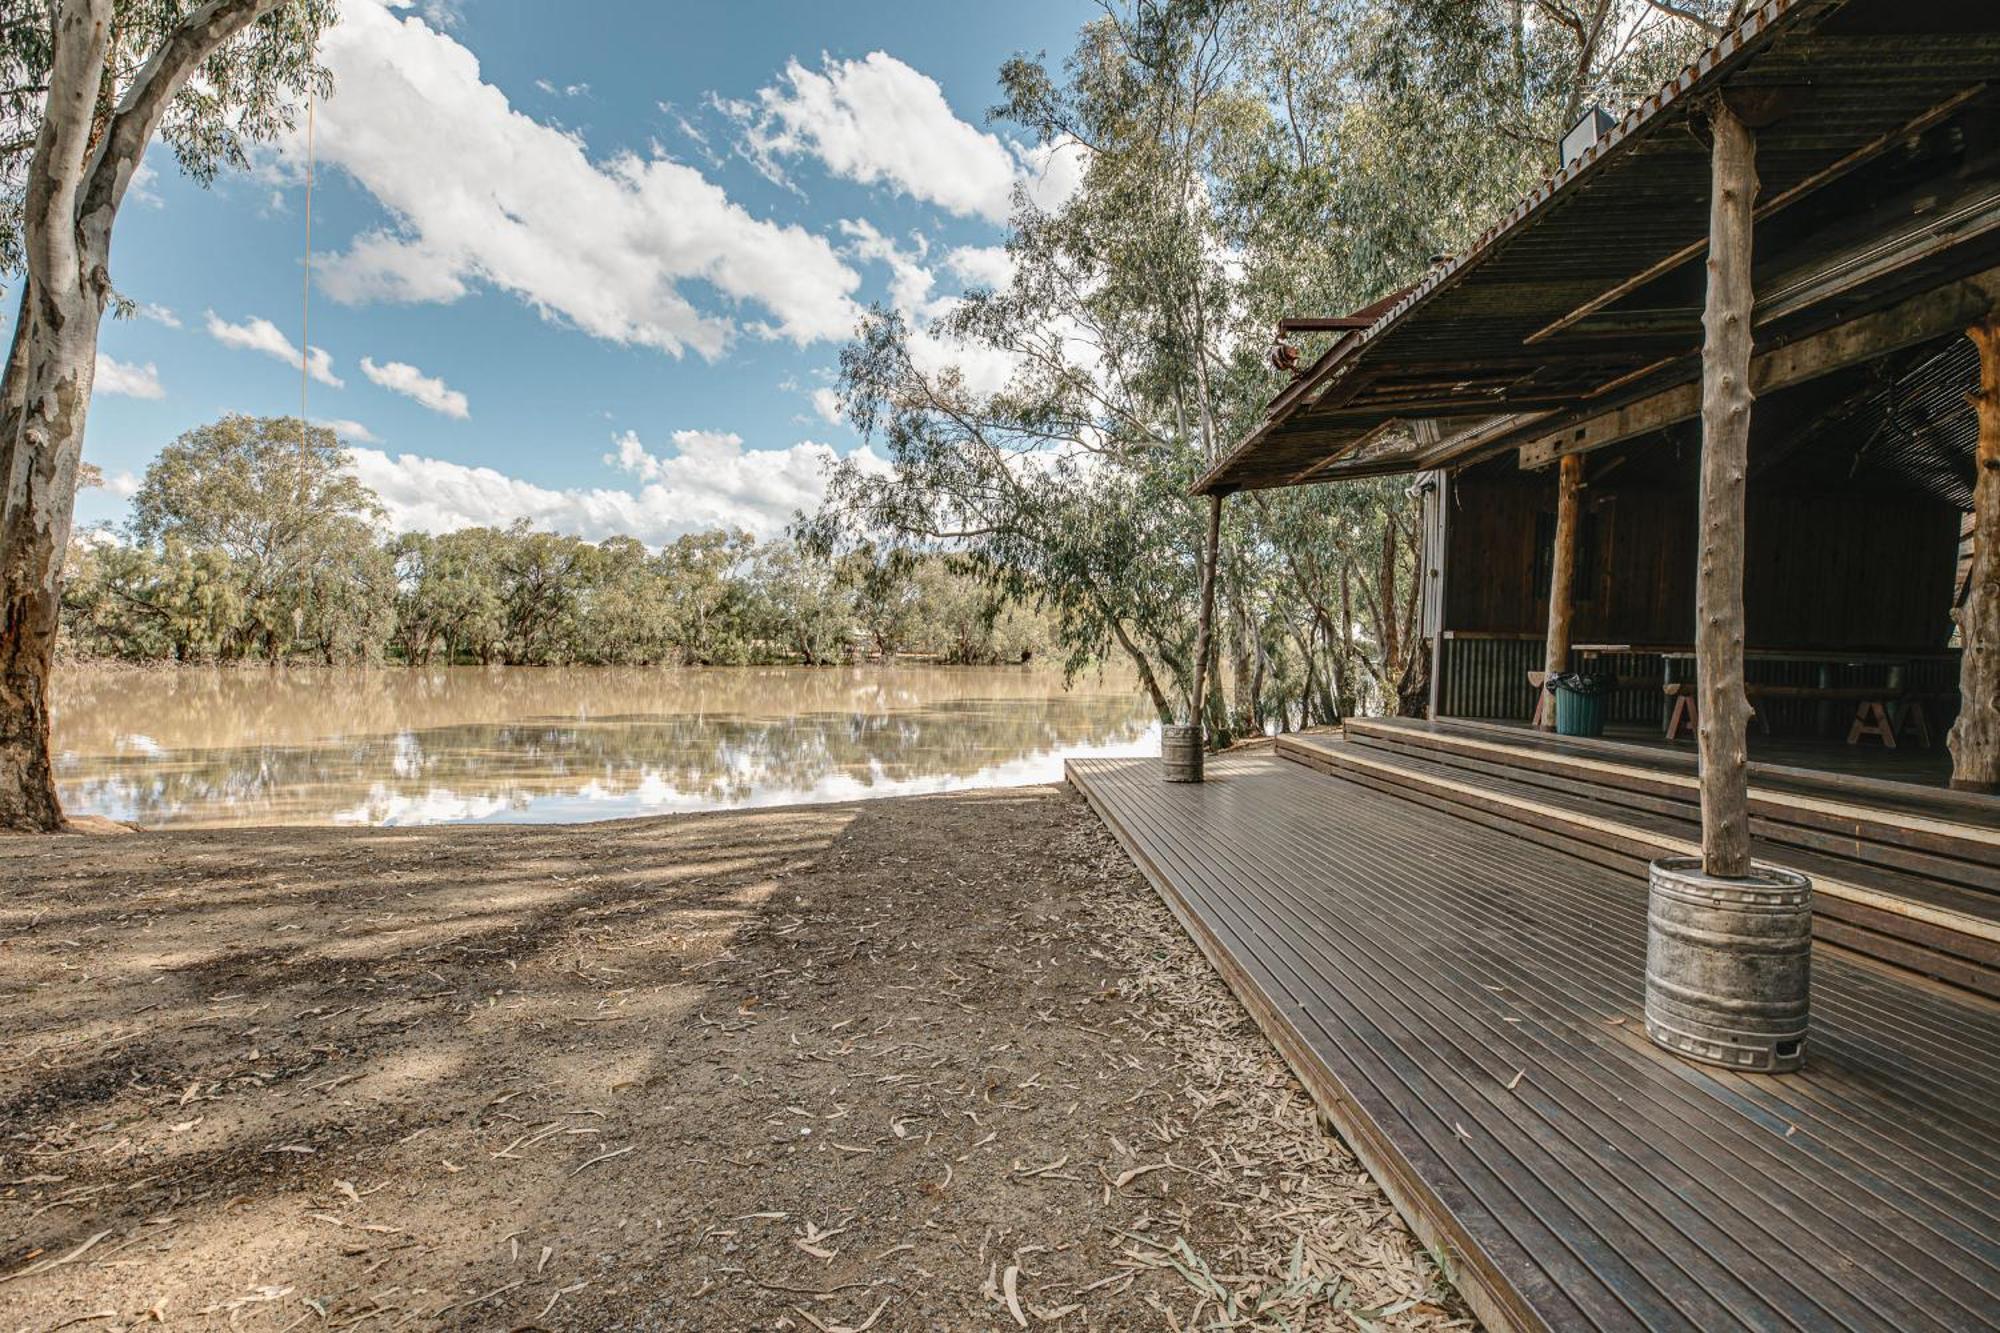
(1548, 672), (1615, 738)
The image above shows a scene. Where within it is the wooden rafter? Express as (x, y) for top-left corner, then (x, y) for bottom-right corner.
(1519, 264), (2000, 469)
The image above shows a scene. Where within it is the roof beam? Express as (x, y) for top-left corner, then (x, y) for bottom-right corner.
(1525, 83), (1990, 347)
(1518, 264), (2000, 469)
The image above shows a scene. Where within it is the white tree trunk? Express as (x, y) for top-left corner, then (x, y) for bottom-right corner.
(2, 0), (282, 830)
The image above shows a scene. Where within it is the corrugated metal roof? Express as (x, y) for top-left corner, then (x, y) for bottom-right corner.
(1199, 0), (2000, 495)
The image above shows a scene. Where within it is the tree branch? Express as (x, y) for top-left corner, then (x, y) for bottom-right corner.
(22, 0), (110, 303)
(78, 0), (286, 249)
(1640, 0), (1725, 34)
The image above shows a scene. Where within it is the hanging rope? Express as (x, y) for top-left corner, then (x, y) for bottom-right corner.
(293, 71), (319, 646)
(299, 75), (317, 448)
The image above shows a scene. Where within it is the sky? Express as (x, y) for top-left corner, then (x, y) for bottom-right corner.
(45, 0), (1090, 544)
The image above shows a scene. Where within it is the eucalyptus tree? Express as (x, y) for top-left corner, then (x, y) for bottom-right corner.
(60, 535), (244, 661)
(818, 2), (1256, 723)
(2, 0), (334, 829)
(658, 528), (754, 665)
(131, 414), (382, 657)
(750, 540), (855, 667)
(817, 0), (1729, 737)
(388, 528), (508, 666)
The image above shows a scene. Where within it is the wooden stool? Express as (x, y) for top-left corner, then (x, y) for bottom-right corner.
(1848, 698), (1933, 749)
(1896, 698), (1933, 748)
(1666, 688), (1698, 741)
(1847, 700), (1897, 748)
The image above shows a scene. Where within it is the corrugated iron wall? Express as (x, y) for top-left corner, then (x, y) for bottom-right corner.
(1441, 637), (1540, 721)
(1441, 639), (1671, 724)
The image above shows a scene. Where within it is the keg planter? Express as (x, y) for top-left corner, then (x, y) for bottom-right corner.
(1644, 856), (1813, 1073)
(1161, 724), (1204, 783)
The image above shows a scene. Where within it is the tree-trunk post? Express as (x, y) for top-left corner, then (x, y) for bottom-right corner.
(1166, 492), (1224, 782)
(1693, 100), (1758, 879)
(1426, 472), (1450, 721)
(1190, 491), (1224, 730)
(1953, 317), (2000, 792)
(1643, 98), (1810, 1076)
(1540, 453), (1584, 730)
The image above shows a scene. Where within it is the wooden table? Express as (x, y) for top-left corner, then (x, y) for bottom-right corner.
(1570, 646), (1951, 739)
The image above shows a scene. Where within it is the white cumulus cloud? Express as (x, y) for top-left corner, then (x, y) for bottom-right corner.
(205, 311), (343, 388)
(943, 243), (1015, 291)
(809, 387), (844, 425)
(316, 416), (380, 443)
(739, 53), (1086, 224)
(300, 0), (861, 358)
(90, 469), (142, 499)
(347, 430), (886, 544)
(94, 354), (164, 399)
(360, 356), (469, 418)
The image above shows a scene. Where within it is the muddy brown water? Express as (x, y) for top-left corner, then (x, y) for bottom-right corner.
(50, 663), (1156, 828)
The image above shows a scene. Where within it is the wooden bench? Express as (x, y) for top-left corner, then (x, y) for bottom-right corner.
(1663, 682), (1934, 747)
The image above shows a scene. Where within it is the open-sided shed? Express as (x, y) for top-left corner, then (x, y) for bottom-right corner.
(1193, 0), (2000, 793)
(1068, 11), (2000, 1325)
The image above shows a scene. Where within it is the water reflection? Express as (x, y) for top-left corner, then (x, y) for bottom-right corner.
(50, 664), (1158, 828)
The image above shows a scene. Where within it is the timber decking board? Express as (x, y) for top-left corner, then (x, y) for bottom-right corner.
(1335, 725), (2000, 892)
(1068, 752), (2000, 1333)
(1278, 733), (2000, 963)
(1410, 718), (1999, 830)
(1285, 736), (2000, 999)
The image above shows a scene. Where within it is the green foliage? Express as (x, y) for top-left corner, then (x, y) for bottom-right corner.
(62, 417), (1056, 669)
(815, 0), (1722, 735)
(129, 414), (384, 657)
(2, 0), (337, 276)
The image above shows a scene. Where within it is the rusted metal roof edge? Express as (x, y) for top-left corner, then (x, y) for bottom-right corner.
(1192, 0), (1819, 497)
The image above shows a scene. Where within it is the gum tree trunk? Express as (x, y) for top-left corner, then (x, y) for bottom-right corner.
(1695, 100), (1759, 877)
(1188, 492), (1223, 733)
(1, 0), (283, 831)
(1953, 317), (2000, 792)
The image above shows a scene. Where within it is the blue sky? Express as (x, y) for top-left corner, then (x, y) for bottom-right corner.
(51, 0), (1089, 541)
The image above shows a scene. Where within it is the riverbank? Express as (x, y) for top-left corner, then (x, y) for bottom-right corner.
(0, 785), (1466, 1331)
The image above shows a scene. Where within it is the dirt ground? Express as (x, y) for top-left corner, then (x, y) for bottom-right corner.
(0, 784), (1470, 1332)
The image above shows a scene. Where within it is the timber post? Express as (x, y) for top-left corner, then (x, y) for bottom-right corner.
(1165, 491), (1224, 782)
(1540, 453), (1583, 730)
(1954, 317), (2000, 792)
(1190, 491), (1224, 729)
(1643, 96), (1813, 1077)
(1693, 98), (1758, 879)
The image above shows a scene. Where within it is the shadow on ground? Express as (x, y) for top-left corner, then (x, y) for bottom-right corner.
(0, 787), (1462, 1331)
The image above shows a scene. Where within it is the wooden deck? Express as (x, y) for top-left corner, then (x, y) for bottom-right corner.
(1068, 751), (2000, 1333)
(1290, 722), (2000, 1000)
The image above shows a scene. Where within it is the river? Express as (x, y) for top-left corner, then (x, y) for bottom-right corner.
(49, 664), (1158, 828)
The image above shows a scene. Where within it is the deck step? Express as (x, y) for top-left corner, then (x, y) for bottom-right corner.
(1339, 718), (2000, 895)
(1276, 732), (2000, 999)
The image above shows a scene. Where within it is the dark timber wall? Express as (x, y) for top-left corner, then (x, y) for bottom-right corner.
(1439, 458), (1963, 722)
